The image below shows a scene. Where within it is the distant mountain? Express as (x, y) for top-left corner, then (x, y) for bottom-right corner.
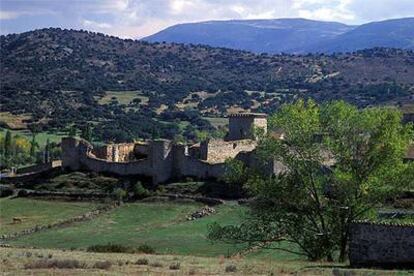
(143, 18), (414, 54)
(1, 29), (413, 141)
(307, 18), (414, 53)
(144, 18), (355, 54)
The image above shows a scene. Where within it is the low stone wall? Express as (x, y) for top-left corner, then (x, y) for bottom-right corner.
(349, 221), (414, 268)
(17, 189), (109, 200)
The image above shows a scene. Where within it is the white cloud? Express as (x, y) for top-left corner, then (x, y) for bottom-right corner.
(2, 0), (413, 37)
(82, 20), (112, 29)
(0, 11), (20, 20)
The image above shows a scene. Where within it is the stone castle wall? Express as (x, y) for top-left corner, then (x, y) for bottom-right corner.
(61, 137), (254, 184)
(61, 113), (271, 184)
(349, 222), (414, 268)
(200, 139), (257, 164)
(91, 143), (148, 162)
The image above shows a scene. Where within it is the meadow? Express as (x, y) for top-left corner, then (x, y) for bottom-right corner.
(1, 198), (413, 275)
(0, 198), (100, 235)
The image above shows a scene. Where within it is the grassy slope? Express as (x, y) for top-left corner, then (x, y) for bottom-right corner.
(0, 198), (99, 235)
(10, 202), (249, 257)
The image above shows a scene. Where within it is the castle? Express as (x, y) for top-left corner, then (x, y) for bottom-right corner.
(62, 113), (283, 184)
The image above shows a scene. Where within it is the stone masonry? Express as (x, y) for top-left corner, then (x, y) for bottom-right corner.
(62, 113), (271, 184)
(349, 221), (414, 268)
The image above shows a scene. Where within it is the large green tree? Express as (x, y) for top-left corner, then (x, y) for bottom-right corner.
(209, 100), (413, 262)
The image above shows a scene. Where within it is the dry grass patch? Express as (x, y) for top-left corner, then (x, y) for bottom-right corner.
(1, 247), (411, 276)
(0, 112), (32, 130)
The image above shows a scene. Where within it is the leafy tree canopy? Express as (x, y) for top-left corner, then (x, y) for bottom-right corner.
(209, 100), (413, 262)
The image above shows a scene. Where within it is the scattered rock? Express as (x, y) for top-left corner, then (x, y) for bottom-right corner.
(187, 206), (215, 220)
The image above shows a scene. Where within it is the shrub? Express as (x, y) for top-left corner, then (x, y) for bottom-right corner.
(225, 264), (237, 273)
(24, 259), (86, 269)
(87, 243), (135, 253)
(93, 260), (112, 270)
(169, 262), (181, 270)
(137, 244), (155, 254)
(0, 187), (14, 197)
(112, 188), (127, 202)
(150, 262), (163, 268)
(135, 258), (149, 265)
(133, 181), (151, 199)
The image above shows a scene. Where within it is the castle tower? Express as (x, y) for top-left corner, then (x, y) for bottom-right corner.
(227, 113), (267, 141)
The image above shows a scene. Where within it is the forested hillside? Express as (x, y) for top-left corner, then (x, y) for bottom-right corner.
(1, 28), (413, 142)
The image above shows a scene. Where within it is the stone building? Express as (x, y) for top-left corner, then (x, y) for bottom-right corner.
(61, 113), (283, 184)
(227, 113), (267, 140)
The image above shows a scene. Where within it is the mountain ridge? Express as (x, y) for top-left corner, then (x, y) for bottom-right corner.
(1, 28), (413, 141)
(143, 17), (414, 53)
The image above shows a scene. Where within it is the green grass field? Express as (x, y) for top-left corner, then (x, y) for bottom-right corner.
(0, 198), (100, 235)
(9, 201), (251, 257)
(1, 198), (412, 275)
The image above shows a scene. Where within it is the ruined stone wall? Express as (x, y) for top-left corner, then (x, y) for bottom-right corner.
(62, 137), (257, 184)
(172, 144), (225, 180)
(200, 139), (257, 164)
(349, 222), (414, 268)
(91, 143), (136, 162)
(81, 154), (151, 176)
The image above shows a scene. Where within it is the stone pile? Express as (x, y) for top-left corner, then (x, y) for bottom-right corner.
(187, 206), (216, 221)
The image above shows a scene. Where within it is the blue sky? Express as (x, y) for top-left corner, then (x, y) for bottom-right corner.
(1, 0), (413, 38)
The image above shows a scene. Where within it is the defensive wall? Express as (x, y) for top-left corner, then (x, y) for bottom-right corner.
(62, 113), (270, 184)
(61, 137), (239, 184)
(349, 221), (414, 268)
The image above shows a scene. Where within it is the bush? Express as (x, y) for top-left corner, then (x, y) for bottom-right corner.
(0, 187), (14, 197)
(132, 182), (151, 199)
(169, 262), (180, 270)
(150, 262), (163, 268)
(135, 258), (149, 265)
(137, 244), (155, 254)
(86, 243), (155, 254)
(93, 260), (112, 270)
(87, 243), (135, 253)
(112, 188), (127, 202)
(225, 264), (237, 273)
(24, 259), (86, 269)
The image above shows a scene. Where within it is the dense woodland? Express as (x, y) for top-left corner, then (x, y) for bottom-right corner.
(1, 28), (413, 142)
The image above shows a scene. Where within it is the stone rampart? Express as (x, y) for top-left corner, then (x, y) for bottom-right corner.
(349, 221), (414, 268)
(200, 139), (257, 164)
(61, 136), (276, 184)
